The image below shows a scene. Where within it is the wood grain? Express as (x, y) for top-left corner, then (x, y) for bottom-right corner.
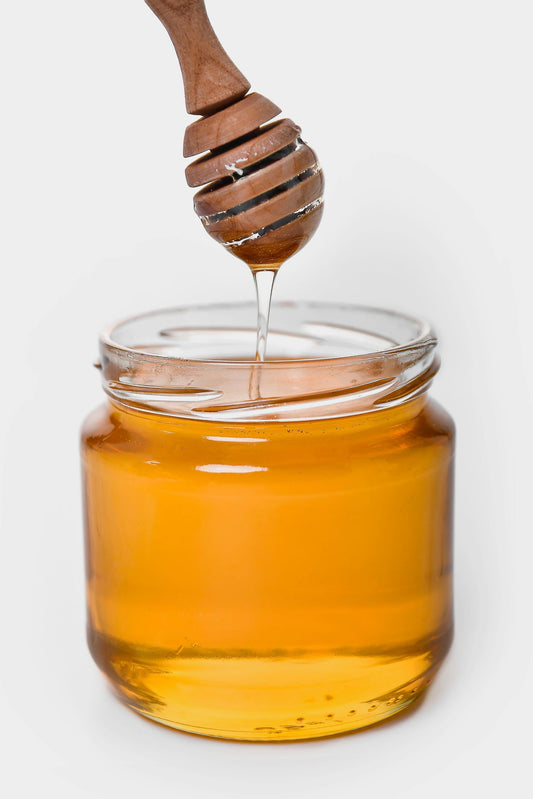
(183, 93), (281, 157)
(185, 119), (302, 187)
(201, 171), (324, 234)
(194, 144), (319, 216)
(145, 0), (250, 115)
(214, 204), (325, 268)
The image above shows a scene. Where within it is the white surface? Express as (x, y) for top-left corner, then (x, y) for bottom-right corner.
(1, 0), (531, 796)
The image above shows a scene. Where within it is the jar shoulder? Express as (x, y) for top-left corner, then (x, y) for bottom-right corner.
(80, 403), (116, 450)
(80, 397), (455, 467)
(420, 398), (456, 445)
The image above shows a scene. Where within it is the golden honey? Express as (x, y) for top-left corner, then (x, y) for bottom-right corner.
(81, 303), (454, 740)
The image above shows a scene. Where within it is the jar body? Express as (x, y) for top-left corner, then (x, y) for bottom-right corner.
(82, 395), (454, 740)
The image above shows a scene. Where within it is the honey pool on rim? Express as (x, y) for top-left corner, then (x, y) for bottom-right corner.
(82, 394), (454, 741)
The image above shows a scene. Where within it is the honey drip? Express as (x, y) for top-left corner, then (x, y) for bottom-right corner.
(252, 268), (277, 363)
(248, 267), (278, 400)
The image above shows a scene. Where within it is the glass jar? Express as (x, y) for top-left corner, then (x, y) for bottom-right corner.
(81, 302), (454, 741)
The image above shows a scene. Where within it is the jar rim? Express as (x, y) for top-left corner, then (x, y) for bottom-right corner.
(98, 302), (439, 422)
(101, 301), (436, 366)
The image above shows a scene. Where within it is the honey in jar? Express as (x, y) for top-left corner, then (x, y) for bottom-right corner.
(81, 302), (454, 740)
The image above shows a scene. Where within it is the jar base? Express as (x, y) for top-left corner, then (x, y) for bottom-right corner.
(90, 628), (450, 741)
(123, 686), (429, 741)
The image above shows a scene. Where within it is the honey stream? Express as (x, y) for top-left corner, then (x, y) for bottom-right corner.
(250, 264), (279, 399)
(252, 268), (277, 362)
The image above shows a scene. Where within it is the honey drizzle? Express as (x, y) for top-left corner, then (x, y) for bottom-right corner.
(252, 268), (278, 363)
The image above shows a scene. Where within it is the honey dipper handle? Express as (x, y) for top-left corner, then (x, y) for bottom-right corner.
(144, 0), (251, 116)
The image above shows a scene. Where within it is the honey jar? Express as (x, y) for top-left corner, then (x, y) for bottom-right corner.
(81, 302), (454, 740)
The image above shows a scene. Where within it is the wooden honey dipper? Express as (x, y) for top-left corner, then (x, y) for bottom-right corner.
(145, 0), (324, 271)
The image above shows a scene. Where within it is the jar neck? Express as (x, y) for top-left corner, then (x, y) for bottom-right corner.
(98, 303), (439, 423)
(106, 393), (430, 435)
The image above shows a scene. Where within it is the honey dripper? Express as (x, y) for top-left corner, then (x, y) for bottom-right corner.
(144, 0), (324, 272)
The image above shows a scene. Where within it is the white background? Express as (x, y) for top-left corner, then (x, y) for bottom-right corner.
(1, 0), (531, 795)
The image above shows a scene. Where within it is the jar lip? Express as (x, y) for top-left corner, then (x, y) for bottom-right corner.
(98, 302), (439, 421)
(101, 300), (436, 367)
